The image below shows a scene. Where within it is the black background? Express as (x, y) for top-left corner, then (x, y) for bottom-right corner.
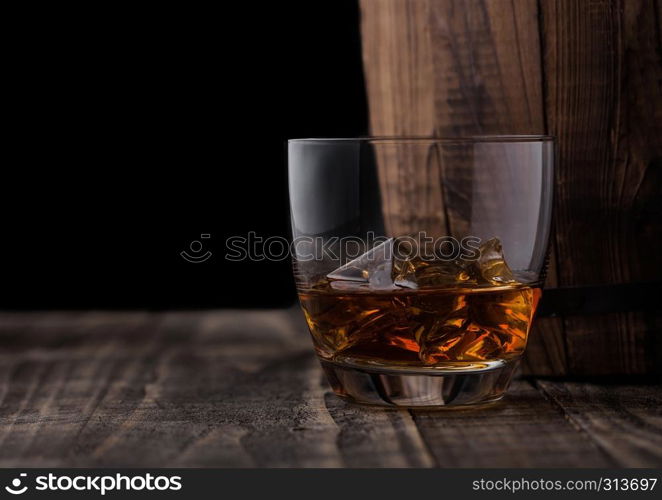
(3, 1), (368, 309)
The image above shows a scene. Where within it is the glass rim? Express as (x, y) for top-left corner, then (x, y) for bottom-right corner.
(289, 135), (555, 144)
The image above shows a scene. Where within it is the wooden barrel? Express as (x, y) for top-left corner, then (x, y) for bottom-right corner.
(359, 0), (662, 376)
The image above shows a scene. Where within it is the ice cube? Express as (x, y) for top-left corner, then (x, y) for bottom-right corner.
(390, 234), (473, 289)
(327, 235), (518, 290)
(326, 238), (395, 290)
(393, 258), (473, 289)
(470, 237), (517, 285)
(392, 236), (517, 289)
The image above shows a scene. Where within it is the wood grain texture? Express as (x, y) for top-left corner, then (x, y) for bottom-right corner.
(428, 0), (544, 135)
(541, 0), (662, 375)
(543, 0), (662, 286)
(360, 0), (436, 136)
(360, 0), (564, 375)
(411, 379), (614, 467)
(360, 0), (545, 135)
(360, 0), (449, 236)
(0, 310), (430, 467)
(359, 0), (662, 375)
(536, 379), (662, 467)
(0, 310), (660, 467)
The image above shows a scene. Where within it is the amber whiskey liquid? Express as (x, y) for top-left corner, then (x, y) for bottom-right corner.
(299, 284), (541, 370)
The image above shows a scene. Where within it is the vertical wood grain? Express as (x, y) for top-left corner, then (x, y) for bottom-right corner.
(359, 0), (662, 375)
(410, 379), (614, 467)
(428, 0), (544, 135)
(536, 379), (662, 466)
(0, 311), (660, 467)
(541, 0), (662, 374)
(360, 1), (449, 236)
(360, 0), (567, 375)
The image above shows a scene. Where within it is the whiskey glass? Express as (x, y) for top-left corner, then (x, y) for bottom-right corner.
(288, 137), (554, 407)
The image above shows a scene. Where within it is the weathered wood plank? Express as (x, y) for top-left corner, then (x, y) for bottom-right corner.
(324, 394), (436, 468)
(410, 379), (614, 467)
(536, 379), (662, 467)
(0, 310), (432, 467)
(359, 1), (448, 237)
(1, 310), (660, 467)
(359, 0), (568, 377)
(541, 0), (662, 375)
(359, 0), (662, 376)
(361, 0), (546, 135)
(427, 0), (545, 135)
(360, 0), (436, 136)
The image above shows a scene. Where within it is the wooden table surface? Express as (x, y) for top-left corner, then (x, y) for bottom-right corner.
(0, 309), (660, 468)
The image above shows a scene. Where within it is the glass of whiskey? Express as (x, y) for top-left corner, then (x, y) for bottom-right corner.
(288, 137), (554, 407)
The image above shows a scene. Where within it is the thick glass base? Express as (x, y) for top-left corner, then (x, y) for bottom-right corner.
(320, 358), (519, 408)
